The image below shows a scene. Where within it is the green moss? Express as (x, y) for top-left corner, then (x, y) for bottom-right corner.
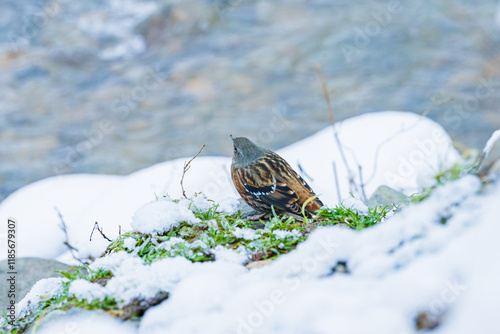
(102, 199), (390, 264)
(408, 160), (478, 204)
(316, 205), (390, 231)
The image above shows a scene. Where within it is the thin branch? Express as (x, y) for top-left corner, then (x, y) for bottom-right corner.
(297, 162), (314, 182)
(54, 206), (86, 264)
(316, 64), (336, 125)
(90, 222), (113, 242)
(358, 165), (367, 201)
(181, 144), (206, 198)
(316, 64), (359, 198)
(332, 161), (341, 203)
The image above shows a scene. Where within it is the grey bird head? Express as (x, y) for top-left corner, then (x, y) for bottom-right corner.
(231, 135), (268, 168)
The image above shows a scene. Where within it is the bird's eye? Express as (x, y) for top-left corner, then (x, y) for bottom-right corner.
(234, 147), (238, 153)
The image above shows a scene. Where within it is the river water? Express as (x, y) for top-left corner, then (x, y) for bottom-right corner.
(0, 0), (499, 201)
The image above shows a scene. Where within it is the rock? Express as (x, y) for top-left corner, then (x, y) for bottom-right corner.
(415, 312), (440, 331)
(246, 259), (273, 270)
(135, 0), (217, 52)
(236, 199), (259, 217)
(365, 186), (408, 209)
(330, 261), (349, 274)
(0, 257), (77, 310)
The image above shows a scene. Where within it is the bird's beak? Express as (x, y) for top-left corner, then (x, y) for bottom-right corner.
(230, 134), (235, 141)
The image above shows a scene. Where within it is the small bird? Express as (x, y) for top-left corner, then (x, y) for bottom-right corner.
(230, 136), (324, 218)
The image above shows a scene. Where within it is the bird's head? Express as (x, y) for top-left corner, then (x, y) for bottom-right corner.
(230, 135), (268, 168)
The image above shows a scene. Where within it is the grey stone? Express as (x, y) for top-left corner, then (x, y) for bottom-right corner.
(366, 186), (408, 209)
(0, 257), (76, 311)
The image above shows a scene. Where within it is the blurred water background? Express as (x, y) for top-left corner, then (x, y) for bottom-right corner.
(1, 0), (500, 201)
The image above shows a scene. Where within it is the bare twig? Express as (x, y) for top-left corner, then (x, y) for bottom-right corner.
(316, 64), (360, 198)
(54, 206), (87, 264)
(358, 165), (367, 201)
(90, 222), (113, 242)
(180, 144), (206, 198)
(332, 161), (341, 203)
(297, 162), (314, 182)
(316, 65), (336, 125)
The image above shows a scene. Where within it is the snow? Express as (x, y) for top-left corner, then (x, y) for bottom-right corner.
(138, 176), (498, 334)
(218, 197), (241, 213)
(186, 193), (216, 213)
(279, 112), (460, 204)
(4, 111), (500, 333)
(17, 278), (64, 318)
(483, 129), (500, 155)
(233, 227), (259, 240)
(131, 199), (200, 234)
(0, 174), (124, 260)
(35, 309), (137, 334)
(69, 279), (107, 301)
(341, 196), (369, 212)
(211, 245), (250, 264)
(73, 253), (196, 304)
(123, 237), (137, 250)
(272, 229), (302, 239)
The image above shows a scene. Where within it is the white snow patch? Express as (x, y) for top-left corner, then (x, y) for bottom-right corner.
(87, 251), (130, 273)
(182, 193), (215, 213)
(17, 278), (64, 318)
(233, 227), (259, 240)
(35, 309), (137, 334)
(218, 197), (241, 214)
(123, 237), (137, 250)
(279, 111), (460, 204)
(341, 196), (368, 212)
(131, 199), (200, 234)
(81, 252), (196, 304)
(273, 229), (302, 239)
(69, 279), (107, 301)
(211, 245), (250, 264)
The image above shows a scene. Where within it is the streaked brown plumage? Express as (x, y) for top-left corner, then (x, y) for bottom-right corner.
(230, 136), (323, 217)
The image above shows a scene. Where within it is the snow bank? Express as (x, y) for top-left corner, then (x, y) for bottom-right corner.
(0, 112), (461, 263)
(17, 278), (64, 318)
(35, 309), (137, 334)
(9, 110), (500, 333)
(137, 176), (499, 334)
(279, 111), (460, 204)
(131, 199), (200, 234)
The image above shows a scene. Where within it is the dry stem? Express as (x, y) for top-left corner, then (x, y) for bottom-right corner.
(181, 144), (206, 198)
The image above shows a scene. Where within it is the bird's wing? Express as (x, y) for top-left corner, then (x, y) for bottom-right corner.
(237, 162), (303, 215)
(287, 168), (324, 208)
